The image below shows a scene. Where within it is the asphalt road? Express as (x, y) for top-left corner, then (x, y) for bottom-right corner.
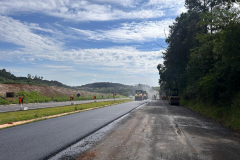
(0, 100), (147, 160)
(75, 100), (240, 160)
(0, 98), (128, 112)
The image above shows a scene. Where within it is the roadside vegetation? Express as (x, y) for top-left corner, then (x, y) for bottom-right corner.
(76, 82), (155, 97)
(0, 97), (11, 105)
(0, 91), (126, 105)
(181, 97), (240, 132)
(0, 99), (132, 126)
(0, 69), (71, 88)
(157, 1), (240, 132)
(0, 69), (154, 98)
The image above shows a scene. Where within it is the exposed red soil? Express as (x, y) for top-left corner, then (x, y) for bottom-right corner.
(0, 84), (106, 98)
(76, 152), (96, 160)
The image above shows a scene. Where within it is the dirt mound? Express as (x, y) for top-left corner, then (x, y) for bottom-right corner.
(0, 84), (106, 98)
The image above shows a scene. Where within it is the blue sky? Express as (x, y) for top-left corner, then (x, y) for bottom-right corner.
(0, 0), (186, 87)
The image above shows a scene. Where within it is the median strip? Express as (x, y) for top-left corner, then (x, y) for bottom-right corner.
(0, 99), (133, 129)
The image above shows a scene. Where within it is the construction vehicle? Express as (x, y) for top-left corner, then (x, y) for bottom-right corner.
(168, 89), (180, 105)
(143, 91), (148, 100)
(135, 90), (143, 101)
(161, 94), (166, 100)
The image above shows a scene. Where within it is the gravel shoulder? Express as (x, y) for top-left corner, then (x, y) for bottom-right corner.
(76, 100), (240, 160)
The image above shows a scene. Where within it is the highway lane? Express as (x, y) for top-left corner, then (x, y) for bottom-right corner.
(72, 100), (240, 160)
(0, 98), (129, 112)
(0, 100), (147, 160)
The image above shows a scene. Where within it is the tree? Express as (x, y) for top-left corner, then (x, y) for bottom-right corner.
(158, 0), (240, 105)
(159, 10), (204, 92)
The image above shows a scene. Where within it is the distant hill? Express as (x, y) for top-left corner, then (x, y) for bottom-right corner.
(0, 68), (156, 97)
(0, 84), (106, 98)
(0, 69), (71, 88)
(76, 82), (155, 96)
(153, 86), (160, 91)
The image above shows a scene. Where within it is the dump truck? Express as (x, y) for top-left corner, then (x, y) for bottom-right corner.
(168, 89), (180, 105)
(135, 90), (143, 101)
(143, 91), (148, 100)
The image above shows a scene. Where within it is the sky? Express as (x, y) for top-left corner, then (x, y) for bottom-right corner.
(0, 0), (186, 87)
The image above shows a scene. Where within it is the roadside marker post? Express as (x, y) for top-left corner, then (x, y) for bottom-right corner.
(113, 92), (117, 100)
(19, 96), (28, 111)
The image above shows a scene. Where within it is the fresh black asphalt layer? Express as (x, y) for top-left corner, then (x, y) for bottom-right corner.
(1, 99), (240, 160)
(0, 101), (146, 160)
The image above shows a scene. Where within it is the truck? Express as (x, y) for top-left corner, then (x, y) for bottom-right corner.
(161, 94), (166, 100)
(168, 89), (180, 105)
(143, 91), (148, 100)
(135, 90), (143, 101)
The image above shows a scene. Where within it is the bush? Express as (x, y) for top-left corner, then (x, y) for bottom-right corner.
(0, 98), (11, 105)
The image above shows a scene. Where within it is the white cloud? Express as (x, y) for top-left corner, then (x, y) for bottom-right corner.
(89, 0), (142, 7)
(44, 65), (75, 71)
(0, 0), (184, 21)
(0, 15), (169, 67)
(67, 19), (174, 42)
(147, 0), (186, 15)
(0, 15), (62, 53)
(0, 46), (164, 75)
(147, 0), (184, 5)
(0, 43), (164, 86)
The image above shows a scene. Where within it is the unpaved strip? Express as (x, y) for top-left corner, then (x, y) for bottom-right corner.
(75, 100), (240, 160)
(76, 100), (194, 160)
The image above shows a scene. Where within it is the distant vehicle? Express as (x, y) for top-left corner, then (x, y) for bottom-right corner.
(143, 91), (148, 100)
(168, 89), (180, 105)
(161, 95), (166, 100)
(135, 90), (143, 101)
(129, 96), (133, 99)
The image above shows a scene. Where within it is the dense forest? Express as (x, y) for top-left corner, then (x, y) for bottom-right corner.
(0, 69), (72, 88)
(158, 0), (240, 105)
(77, 82), (155, 96)
(157, 0), (240, 131)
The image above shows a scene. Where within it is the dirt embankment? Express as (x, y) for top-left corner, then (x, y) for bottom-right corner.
(0, 84), (107, 98)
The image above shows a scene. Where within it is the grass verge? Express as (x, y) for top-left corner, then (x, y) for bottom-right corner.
(180, 99), (240, 133)
(0, 91), (127, 105)
(0, 99), (133, 126)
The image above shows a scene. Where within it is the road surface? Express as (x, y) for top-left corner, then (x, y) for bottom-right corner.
(0, 98), (128, 112)
(76, 100), (240, 160)
(0, 100), (147, 160)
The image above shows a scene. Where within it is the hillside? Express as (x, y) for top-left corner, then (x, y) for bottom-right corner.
(0, 84), (117, 105)
(0, 69), (71, 88)
(0, 84), (106, 99)
(0, 69), (154, 100)
(76, 82), (155, 96)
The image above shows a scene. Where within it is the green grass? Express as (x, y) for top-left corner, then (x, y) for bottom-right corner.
(180, 98), (240, 133)
(0, 91), (127, 105)
(0, 99), (133, 125)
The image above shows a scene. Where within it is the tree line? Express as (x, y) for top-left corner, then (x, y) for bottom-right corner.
(0, 69), (154, 96)
(0, 69), (71, 88)
(157, 0), (240, 106)
(77, 82), (155, 96)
